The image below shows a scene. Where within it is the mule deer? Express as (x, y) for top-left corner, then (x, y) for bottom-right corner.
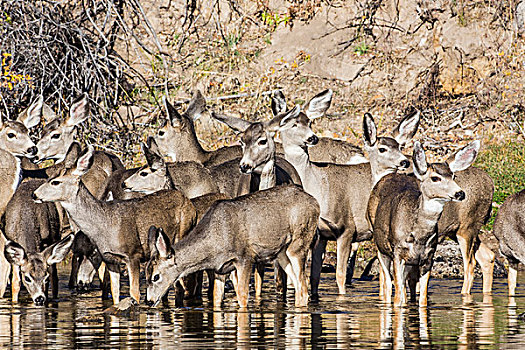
(278, 106), (418, 299)
(493, 187), (525, 295)
(154, 91), (241, 166)
(211, 107), (313, 299)
(0, 97), (42, 297)
(29, 95), (127, 291)
(145, 184), (320, 308)
(33, 146), (197, 304)
(368, 141), (478, 306)
(3, 179), (74, 305)
(270, 89), (367, 165)
(114, 137), (218, 200)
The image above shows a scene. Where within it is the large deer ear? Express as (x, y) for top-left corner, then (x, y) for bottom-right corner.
(142, 138), (165, 170)
(42, 102), (57, 123)
(393, 110), (420, 146)
(44, 233), (75, 265)
(363, 113), (377, 147)
(66, 94), (90, 127)
(305, 89), (332, 119)
(185, 90), (206, 121)
(163, 97), (184, 126)
(412, 141), (428, 180)
(63, 142), (82, 169)
(72, 145), (95, 176)
(447, 140), (480, 173)
(211, 111), (252, 132)
(271, 90), (287, 116)
(155, 227), (172, 258)
(279, 105), (302, 128)
(18, 95), (44, 129)
(4, 241), (27, 266)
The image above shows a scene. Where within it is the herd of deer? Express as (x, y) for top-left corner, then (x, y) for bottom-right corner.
(0, 88), (524, 310)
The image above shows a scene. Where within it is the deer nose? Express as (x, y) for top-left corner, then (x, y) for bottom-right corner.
(34, 296), (46, 306)
(31, 192), (38, 201)
(239, 164), (252, 174)
(27, 146), (38, 156)
(307, 135), (319, 145)
(454, 191), (466, 201)
(400, 160), (410, 169)
(145, 299), (155, 307)
(121, 181), (128, 189)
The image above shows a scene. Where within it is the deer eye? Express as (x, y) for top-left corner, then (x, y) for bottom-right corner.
(140, 171), (148, 177)
(258, 139), (267, 146)
(51, 134), (60, 140)
(7, 132), (15, 139)
(158, 131), (165, 137)
(51, 180), (61, 186)
(379, 147), (387, 153)
(24, 275), (32, 283)
(431, 176), (441, 182)
(152, 274), (160, 282)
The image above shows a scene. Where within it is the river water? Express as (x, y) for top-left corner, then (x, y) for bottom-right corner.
(0, 269), (524, 349)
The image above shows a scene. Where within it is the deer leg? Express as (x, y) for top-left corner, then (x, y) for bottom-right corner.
(277, 253), (303, 306)
(107, 264), (121, 305)
(407, 266), (418, 303)
(234, 261), (252, 309)
(183, 272), (202, 301)
(392, 256), (407, 307)
(346, 242), (360, 286)
(474, 242), (495, 294)
(419, 270), (431, 307)
(68, 253), (81, 289)
(377, 251), (392, 303)
(286, 250), (309, 307)
(274, 262), (287, 298)
(11, 265), (20, 303)
(336, 233), (353, 295)
(174, 281), (185, 307)
(127, 259), (141, 303)
(51, 264), (59, 299)
(457, 235), (475, 294)
(206, 270), (215, 301)
(310, 237), (327, 301)
(213, 274), (226, 308)
(254, 262), (265, 299)
(508, 262), (519, 296)
(0, 237), (11, 297)
(99, 263), (110, 300)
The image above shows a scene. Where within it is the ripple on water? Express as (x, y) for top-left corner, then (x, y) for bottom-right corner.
(0, 269), (524, 349)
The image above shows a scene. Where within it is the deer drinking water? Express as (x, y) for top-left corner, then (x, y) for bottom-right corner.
(368, 141), (478, 306)
(3, 179), (75, 305)
(278, 105), (418, 299)
(33, 146), (197, 304)
(145, 184), (320, 308)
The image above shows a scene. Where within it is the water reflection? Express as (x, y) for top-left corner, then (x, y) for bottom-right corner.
(0, 277), (523, 348)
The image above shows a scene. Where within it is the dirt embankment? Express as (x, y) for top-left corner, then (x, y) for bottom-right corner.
(118, 1), (525, 160)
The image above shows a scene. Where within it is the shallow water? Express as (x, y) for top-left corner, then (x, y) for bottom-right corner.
(0, 269), (524, 349)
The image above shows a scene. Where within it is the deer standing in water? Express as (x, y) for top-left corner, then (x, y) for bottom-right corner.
(145, 184), (320, 308)
(368, 141), (478, 306)
(33, 146), (197, 304)
(3, 179), (75, 305)
(0, 98), (42, 296)
(278, 105), (418, 299)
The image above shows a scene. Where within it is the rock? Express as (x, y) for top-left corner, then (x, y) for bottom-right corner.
(103, 297), (140, 317)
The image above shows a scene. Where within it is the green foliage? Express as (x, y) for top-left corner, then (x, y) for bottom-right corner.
(476, 140), (525, 230)
(261, 10), (290, 31)
(353, 42), (370, 56)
